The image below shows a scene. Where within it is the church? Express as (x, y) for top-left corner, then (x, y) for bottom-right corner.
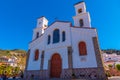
(24, 1), (107, 80)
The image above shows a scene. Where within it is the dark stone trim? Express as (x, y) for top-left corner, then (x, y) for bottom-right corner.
(40, 51), (44, 70)
(71, 26), (96, 29)
(92, 37), (108, 80)
(48, 60), (51, 78)
(24, 70), (49, 80)
(67, 46), (73, 69)
(24, 67), (108, 80)
(92, 37), (103, 67)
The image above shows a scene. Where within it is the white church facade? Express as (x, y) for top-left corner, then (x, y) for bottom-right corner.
(24, 2), (107, 80)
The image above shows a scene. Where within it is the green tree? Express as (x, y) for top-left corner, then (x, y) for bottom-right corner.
(5, 65), (13, 76)
(13, 67), (20, 76)
(108, 64), (112, 68)
(116, 64), (120, 71)
(0, 64), (21, 77)
(0, 65), (4, 74)
(106, 71), (111, 77)
(0, 64), (7, 74)
(6, 50), (10, 54)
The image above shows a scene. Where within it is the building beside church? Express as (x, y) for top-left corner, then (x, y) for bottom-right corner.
(24, 1), (108, 80)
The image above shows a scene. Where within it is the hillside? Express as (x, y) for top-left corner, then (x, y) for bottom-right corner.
(0, 49), (27, 70)
(0, 49), (26, 56)
(102, 49), (120, 55)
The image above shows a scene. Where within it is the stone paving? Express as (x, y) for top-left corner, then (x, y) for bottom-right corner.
(108, 76), (120, 80)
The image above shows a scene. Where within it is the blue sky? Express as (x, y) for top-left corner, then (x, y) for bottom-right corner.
(0, 0), (120, 50)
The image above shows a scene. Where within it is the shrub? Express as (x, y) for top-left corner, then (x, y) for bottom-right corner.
(116, 64), (120, 71)
(108, 64), (112, 68)
(106, 71), (111, 77)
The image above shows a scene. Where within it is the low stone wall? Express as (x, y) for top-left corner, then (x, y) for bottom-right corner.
(24, 70), (49, 80)
(24, 67), (108, 80)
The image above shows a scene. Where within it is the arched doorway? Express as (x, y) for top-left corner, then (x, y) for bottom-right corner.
(50, 53), (62, 78)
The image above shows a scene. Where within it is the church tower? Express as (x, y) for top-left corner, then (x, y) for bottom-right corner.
(73, 2), (91, 27)
(32, 16), (48, 40)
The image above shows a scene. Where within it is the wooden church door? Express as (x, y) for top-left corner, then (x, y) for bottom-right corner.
(50, 54), (62, 78)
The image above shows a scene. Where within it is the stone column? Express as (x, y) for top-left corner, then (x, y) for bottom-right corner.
(62, 46), (73, 79)
(40, 51), (44, 70)
(92, 37), (108, 80)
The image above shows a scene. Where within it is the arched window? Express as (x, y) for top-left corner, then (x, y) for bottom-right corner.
(53, 29), (60, 43)
(48, 35), (51, 44)
(78, 41), (87, 55)
(62, 31), (65, 42)
(34, 49), (39, 61)
(36, 32), (39, 38)
(79, 19), (84, 27)
(78, 8), (82, 13)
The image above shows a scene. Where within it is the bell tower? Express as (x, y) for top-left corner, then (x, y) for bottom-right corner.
(73, 1), (91, 27)
(32, 16), (48, 40)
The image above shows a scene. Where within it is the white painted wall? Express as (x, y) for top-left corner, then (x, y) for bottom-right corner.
(37, 17), (48, 28)
(27, 48), (41, 70)
(27, 21), (98, 70)
(43, 22), (72, 69)
(27, 34), (46, 70)
(74, 2), (86, 15)
(71, 28), (97, 68)
(27, 22), (72, 70)
(32, 27), (42, 40)
(32, 17), (48, 40)
(73, 12), (91, 27)
(27, 2), (98, 71)
(44, 22), (72, 49)
(73, 1), (91, 27)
